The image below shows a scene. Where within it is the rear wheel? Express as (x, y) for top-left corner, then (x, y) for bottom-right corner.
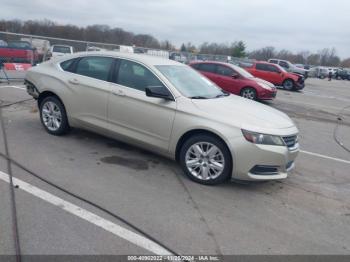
(39, 96), (69, 135)
(240, 87), (257, 100)
(179, 134), (232, 185)
(283, 79), (294, 91)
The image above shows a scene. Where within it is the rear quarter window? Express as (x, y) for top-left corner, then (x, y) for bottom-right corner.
(190, 63), (200, 70)
(60, 59), (76, 72)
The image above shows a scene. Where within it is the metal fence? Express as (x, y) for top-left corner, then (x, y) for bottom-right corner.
(0, 31), (254, 82)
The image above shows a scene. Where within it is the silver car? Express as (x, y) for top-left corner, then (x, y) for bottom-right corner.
(268, 59), (309, 78)
(25, 52), (299, 185)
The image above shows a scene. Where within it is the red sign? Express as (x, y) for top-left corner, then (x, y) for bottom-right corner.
(3, 63), (32, 71)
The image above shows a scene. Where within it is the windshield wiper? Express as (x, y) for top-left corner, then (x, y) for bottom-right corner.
(190, 96), (209, 99)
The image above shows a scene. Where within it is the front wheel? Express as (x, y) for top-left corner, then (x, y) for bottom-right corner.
(179, 134), (232, 185)
(40, 96), (70, 135)
(240, 87), (257, 100)
(283, 79), (295, 91)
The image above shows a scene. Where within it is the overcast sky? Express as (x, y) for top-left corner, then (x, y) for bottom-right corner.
(1, 0), (349, 58)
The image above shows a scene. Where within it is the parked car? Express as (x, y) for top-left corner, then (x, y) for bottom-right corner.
(336, 69), (350, 80)
(243, 61), (305, 90)
(268, 59), (309, 78)
(25, 52), (299, 185)
(0, 40), (39, 64)
(308, 66), (329, 79)
(21, 38), (50, 62)
(50, 45), (74, 59)
(189, 61), (277, 100)
(170, 52), (188, 63)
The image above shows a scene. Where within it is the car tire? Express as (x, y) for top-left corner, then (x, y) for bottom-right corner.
(283, 79), (295, 91)
(179, 134), (232, 185)
(240, 87), (257, 100)
(39, 96), (70, 136)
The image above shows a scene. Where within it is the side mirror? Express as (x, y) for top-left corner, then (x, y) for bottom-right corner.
(145, 86), (174, 101)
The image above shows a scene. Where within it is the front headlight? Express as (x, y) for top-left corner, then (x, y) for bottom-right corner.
(257, 82), (273, 90)
(242, 130), (285, 146)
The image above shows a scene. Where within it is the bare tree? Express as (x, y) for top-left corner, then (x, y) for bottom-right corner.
(248, 46), (276, 61)
(318, 48), (340, 66)
(340, 58), (350, 68)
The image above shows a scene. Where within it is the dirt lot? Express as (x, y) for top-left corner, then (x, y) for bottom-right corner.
(0, 78), (350, 256)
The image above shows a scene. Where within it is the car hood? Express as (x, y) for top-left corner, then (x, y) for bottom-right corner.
(292, 67), (309, 73)
(191, 95), (296, 134)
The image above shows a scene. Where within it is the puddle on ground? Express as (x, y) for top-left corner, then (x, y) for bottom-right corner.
(100, 155), (149, 170)
(106, 141), (134, 151)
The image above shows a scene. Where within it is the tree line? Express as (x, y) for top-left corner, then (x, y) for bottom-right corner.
(0, 19), (349, 67)
(0, 19), (175, 50)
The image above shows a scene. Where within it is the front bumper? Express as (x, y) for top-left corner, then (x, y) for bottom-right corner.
(228, 136), (299, 181)
(24, 80), (39, 99)
(258, 89), (277, 100)
(295, 81), (305, 90)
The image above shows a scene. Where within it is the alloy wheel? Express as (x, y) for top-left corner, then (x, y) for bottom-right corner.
(241, 88), (256, 100)
(185, 142), (225, 181)
(41, 101), (62, 131)
(283, 80), (294, 90)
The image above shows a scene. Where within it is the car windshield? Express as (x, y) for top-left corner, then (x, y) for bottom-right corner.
(229, 64), (254, 78)
(53, 46), (71, 53)
(156, 65), (227, 99)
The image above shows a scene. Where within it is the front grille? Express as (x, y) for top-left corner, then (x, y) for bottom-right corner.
(283, 135), (298, 149)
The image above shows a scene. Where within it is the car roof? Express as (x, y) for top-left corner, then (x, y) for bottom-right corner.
(190, 61), (232, 66)
(63, 51), (181, 66)
(269, 58), (287, 62)
(255, 61), (275, 65)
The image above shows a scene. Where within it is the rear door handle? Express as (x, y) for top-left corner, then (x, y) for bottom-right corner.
(68, 78), (80, 85)
(112, 89), (125, 97)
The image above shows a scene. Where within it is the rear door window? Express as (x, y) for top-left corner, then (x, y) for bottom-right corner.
(75, 56), (114, 81)
(256, 63), (269, 71)
(216, 65), (234, 77)
(267, 64), (281, 73)
(198, 63), (217, 73)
